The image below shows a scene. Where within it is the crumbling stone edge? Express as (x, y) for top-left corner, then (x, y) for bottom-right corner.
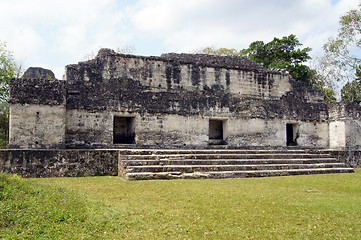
(325, 150), (361, 168)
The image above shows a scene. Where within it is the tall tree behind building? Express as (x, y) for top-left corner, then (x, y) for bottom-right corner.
(197, 35), (315, 83)
(196, 35), (336, 102)
(323, 4), (361, 103)
(240, 34), (315, 84)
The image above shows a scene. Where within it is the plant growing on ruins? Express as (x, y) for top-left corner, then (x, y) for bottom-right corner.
(197, 46), (242, 57)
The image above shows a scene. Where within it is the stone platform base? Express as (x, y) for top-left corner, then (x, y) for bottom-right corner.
(0, 148), (358, 179)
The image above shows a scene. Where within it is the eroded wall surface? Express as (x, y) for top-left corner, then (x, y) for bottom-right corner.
(328, 103), (361, 149)
(0, 149), (118, 177)
(7, 49), (361, 150)
(9, 78), (66, 149)
(10, 104), (66, 149)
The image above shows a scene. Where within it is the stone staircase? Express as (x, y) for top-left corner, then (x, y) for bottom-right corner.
(118, 149), (354, 180)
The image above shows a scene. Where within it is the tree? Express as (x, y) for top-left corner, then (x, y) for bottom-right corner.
(341, 66), (361, 103)
(0, 41), (21, 148)
(0, 41), (20, 102)
(323, 4), (361, 103)
(196, 46), (242, 57)
(310, 75), (337, 103)
(240, 34), (314, 83)
(308, 55), (340, 103)
(0, 101), (9, 149)
(324, 4), (361, 70)
(197, 35), (315, 84)
(197, 35), (336, 101)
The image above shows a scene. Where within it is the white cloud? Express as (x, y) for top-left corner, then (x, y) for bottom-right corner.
(129, 0), (359, 55)
(0, 0), (132, 78)
(0, 0), (359, 78)
(336, 0), (359, 14)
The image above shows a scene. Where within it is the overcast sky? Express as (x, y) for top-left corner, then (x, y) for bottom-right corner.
(0, 0), (359, 79)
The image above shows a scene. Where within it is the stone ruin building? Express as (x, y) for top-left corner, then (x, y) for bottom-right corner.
(1, 49), (360, 179)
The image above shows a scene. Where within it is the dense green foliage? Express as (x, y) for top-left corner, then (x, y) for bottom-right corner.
(0, 41), (20, 149)
(0, 41), (20, 102)
(0, 102), (9, 149)
(198, 35), (337, 101)
(240, 34), (315, 84)
(198, 4), (361, 103)
(2, 171), (359, 239)
(198, 35), (315, 84)
(341, 66), (361, 103)
(311, 77), (337, 103)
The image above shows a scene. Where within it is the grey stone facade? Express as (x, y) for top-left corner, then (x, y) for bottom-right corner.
(8, 49), (361, 151)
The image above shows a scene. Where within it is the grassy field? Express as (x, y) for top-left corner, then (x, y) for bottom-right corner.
(1, 170), (361, 239)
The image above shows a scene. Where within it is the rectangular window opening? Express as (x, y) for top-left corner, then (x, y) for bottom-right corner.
(209, 119), (227, 145)
(286, 123), (298, 146)
(113, 116), (135, 144)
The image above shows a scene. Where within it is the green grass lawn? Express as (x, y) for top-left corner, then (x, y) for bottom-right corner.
(1, 170), (361, 239)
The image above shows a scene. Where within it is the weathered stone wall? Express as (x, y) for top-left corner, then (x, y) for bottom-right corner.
(328, 102), (361, 120)
(226, 118), (284, 147)
(65, 49), (323, 111)
(9, 78), (65, 105)
(345, 120), (361, 149)
(4, 50), (361, 179)
(57, 49), (329, 149)
(135, 113), (209, 147)
(328, 102), (361, 150)
(9, 78), (66, 149)
(328, 150), (361, 168)
(329, 121), (346, 149)
(8, 49), (360, 150)
(64, 110), (332, 149)
(0, 149), (118, 177)
(9, 104), (66, 149)
(65, 109), (113, 148)
(296, 121), (329, 148)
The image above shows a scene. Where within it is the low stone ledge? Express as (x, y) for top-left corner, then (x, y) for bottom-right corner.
(0, 148), (358, 178)
(0, 149), (118, 177)
(326, 150), (361, 168)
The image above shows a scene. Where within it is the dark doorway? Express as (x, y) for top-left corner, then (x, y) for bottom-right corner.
(209, 119), (227, 145)
(286, 123), (298, 146)
(209, 120), (223, 140)
(113, 116), (135, 144)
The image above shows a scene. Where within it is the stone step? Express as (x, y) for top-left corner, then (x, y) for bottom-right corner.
(125, 163), (347, 173)
(123, 153), (332, 160)
(126, 168), (355, 180)
(119, 149), (324, 155)
(119, 148), (354, 180)
(122, 158), (339, 166)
